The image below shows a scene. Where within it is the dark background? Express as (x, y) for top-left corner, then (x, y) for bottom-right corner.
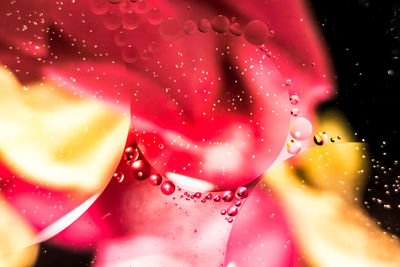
(34, 0), (400, 265)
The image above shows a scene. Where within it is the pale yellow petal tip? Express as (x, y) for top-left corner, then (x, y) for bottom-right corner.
(0, 67), (130, 193)
(0, 197), (38, 267)
(263, 143), (400, 267)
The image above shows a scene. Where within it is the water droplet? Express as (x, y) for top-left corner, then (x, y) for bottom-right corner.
(290, 108), (299, 117)
(227, 217), (233, 223)
(113, 172), (125, 183)
(211, 15), (230, 34)
(286, 139), (301, 154)
(109, 0), (121, 4)
(130, 159), (150, 180)
(244, 20), (269, 45)
(222, 191), (234, 202)
(161, 180), (175, 195)
(124, 146), (139, 162)
(313, 131), (328, 145)
(213, 194), (221, 202)
(197, 19), (211, 33)
(183, 20), (197, 35)
(147, 8), (163, 25)
(235, 187), (248, 199)
(148, 41), (159, 53)
(135, 0), (149, 14)
(91, 0), (109, 15)
(285, 79), (292, 86)
(103, 11), (121, 30)
(122, 12), (140, 30)
(289, 95), (300, 105)
(141, 49), (152, 60)
(205, 193), (213, 200)
(289, 118), (313, 140)
(235, 200), (241, 207)
(220, 209), (227, 215)
(194, 192), (202, 198)
(149, 173), (162, 186)
(229, 22), (243, 36)
(159, 18), (182, 41)
(121, 45), (139, 63)
(227, 206), (238, 216)
(114, 30), (129, 47)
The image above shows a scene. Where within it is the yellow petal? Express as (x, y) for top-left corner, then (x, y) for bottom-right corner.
(0, 67), (130, 192)
(0, 195), (38, 267)
(264, 143), (400, 267)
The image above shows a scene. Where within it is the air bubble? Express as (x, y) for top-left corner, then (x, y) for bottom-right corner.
(235, 187), (248, 199)
(222, 191), (234, 202)
(289, 95), (300, 105)
(313, 131), (328, 145)
(147, 8), (163, 25)
(149, 174), (162, 186)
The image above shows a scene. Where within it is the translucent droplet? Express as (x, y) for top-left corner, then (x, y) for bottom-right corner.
(289, 118), (313, 140)
(147, 8), (163, 25)
(290, 108), (299, 117)
(130, 159), (151, 180)
(141, 49), (152, 60)
(148, 41), (159, 53)
(220, 209), (227, 215)
(222, 190), (234, 202)
(286, 139), (301, 154)
(135, 0), (149, 14)
(103, 11), (121, 30)
(90, 0), (109, 15)
(159, 18), (182, 41)
(244, 20), (269, 45)
(289, 95), (300, 105)
(285, 79), (292, 86)
(122, 12), (140, 30)
(197, 19), (211, 33)
(109, 0), (121, 4)
(121, 45), (139, 63)
(183, 20), (197, 35)
(227, 206), (238, 216)
(194, 192), (202, 198)
(114, 30), (129, 47)
(124, 146), (139, 162)
(113, 171), (125, 183)
(235, 187), (248, 199)
(205, 193), (213, 200)
(213, 194), (221, 202)
(211, 15), (230, 34)
(229, 22), (243, 36)
(161, 180), (175, 195)
(313, 131), (328, 145)
(149, 173), (162, 186)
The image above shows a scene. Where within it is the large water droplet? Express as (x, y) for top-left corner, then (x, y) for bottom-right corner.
(122, 12), (140, 30)
(121, 45), (139, 63)
(290, 118), (313, 140)
(197, 19), (211, 33)
(211, 15), (230, 34)
(130, 159), (151, 180)
(159, 18), (182, 41)
(103, 11), (121, 30)
(161, 180), (175, 195)
(147, 8), (163, 25)
(244, 20), (269, 45)
(229, 22), (243, 36)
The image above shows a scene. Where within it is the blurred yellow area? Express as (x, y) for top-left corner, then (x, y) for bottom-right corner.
(264, 110), (400, 267)
(0, 67), (130, 193)
(0, 195), (38, 267)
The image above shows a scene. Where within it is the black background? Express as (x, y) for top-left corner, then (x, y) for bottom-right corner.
(34, 0), (400, 265)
